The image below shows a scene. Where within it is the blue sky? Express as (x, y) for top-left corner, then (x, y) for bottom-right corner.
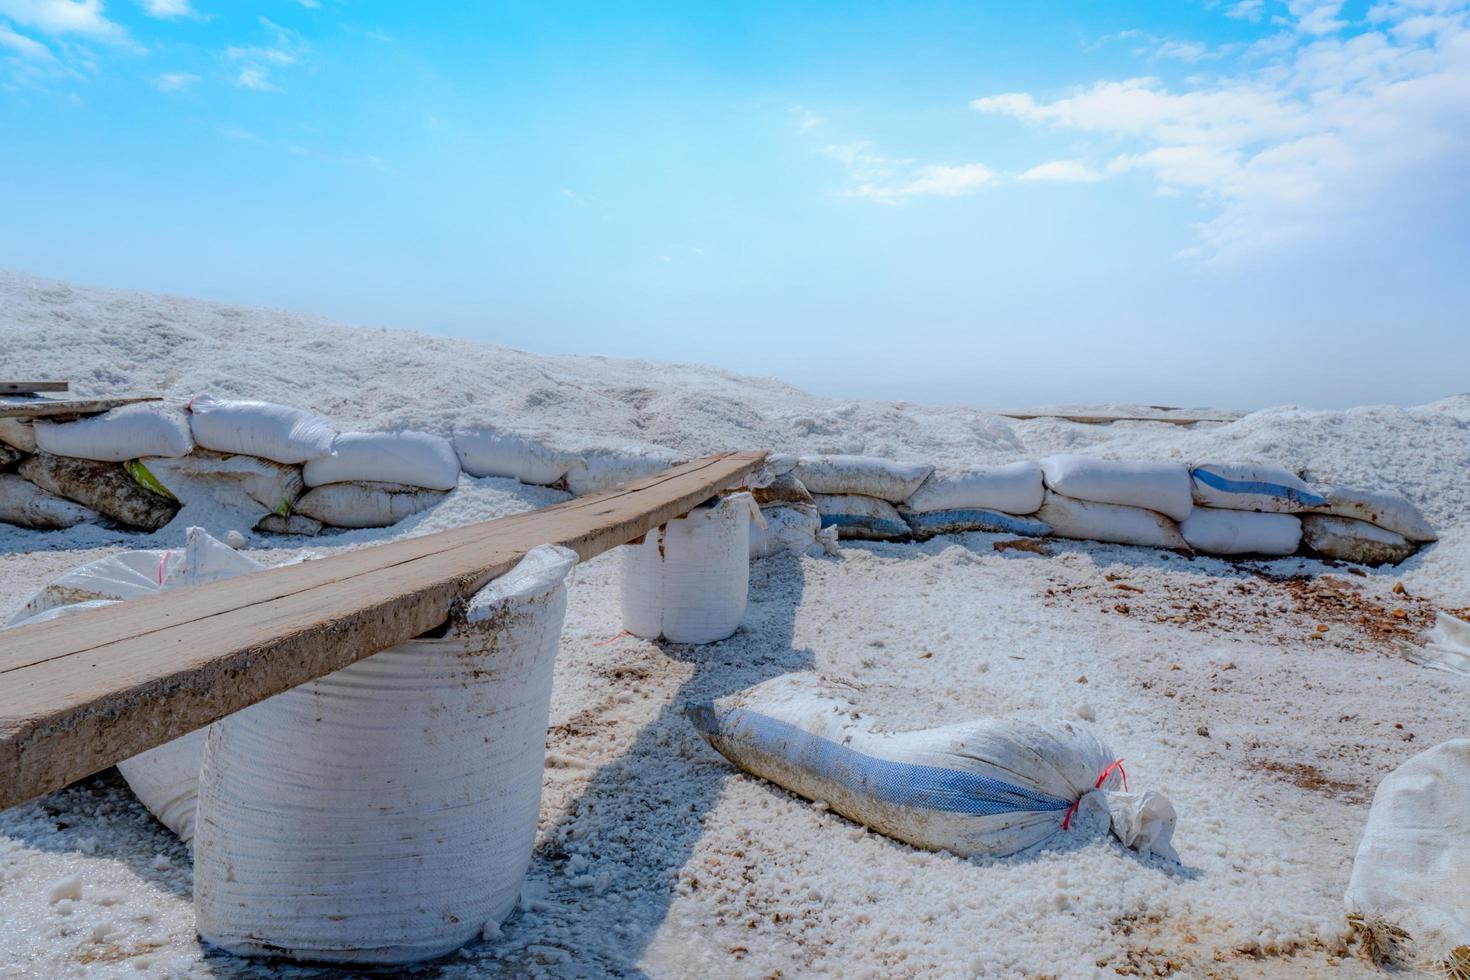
(2, 1), (1468, 410)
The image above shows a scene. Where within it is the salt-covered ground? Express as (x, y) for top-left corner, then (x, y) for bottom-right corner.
(1, 271), (1467, 978)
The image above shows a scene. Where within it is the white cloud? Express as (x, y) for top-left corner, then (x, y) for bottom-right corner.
(790, 104), (823, 134)
(1288, 1), (1348, 34)
(1018, 159), (1107, 183)
(136, 0), (193, 18)
(235, 65), (279, 92)
(826, 142), (996, 202)
(225, 45), (295, 65)
(1227, 0), (1266, 21)
(291, 0), (320, 7)
(0, 0), (131, 44)
(0, 21), (53, 59)
(152, 70), (197, 90)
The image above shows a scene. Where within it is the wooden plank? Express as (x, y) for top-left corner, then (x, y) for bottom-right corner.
(0, 451), (766, 810)
(997, 411), (1242, 426)
(0, 396), (160, 419)
(0, 381), (69, 395)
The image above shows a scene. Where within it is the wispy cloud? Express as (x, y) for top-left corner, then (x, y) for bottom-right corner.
(1018, 159), (1107, 183)
(826, 141), (997, 203)
(0, 21), (53, 60)
(136, 0), (196, 19)
(152, 69), (196, 90)
(1226, 0), (1266, 22)
(234, 65), (279, 92)
(790, 104), (823, 135)
(224, 15), (307, 94)
(0, 0), (133, 46)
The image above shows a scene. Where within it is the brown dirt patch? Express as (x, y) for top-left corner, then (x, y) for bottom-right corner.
(1245, 759), (1368, 804)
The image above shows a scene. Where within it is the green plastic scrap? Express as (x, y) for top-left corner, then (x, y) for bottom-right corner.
(126, 459), (178, 501)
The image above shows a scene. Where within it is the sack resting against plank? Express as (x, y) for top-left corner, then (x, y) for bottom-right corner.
(19, 452), (178, 530)
(1040, 455), (1193, 522)
(792, 455), (934, 504)
(903, 461), (1044, 516)
(565, 445), (681, 496)
(304, 430), (461, 491)
(752, 472), (815, 508)
(1314, 486), (1436, 543)
(194, 545), (579, 965)
(33, 402), (193, 462)
(452, 426), (582, 486)
(1035, 491), (1188, 550)
(187, 393), (338, 464)
(813, 493), (909, 540)
(900, 506), (1050, 542)
(750, 503), (821, 559)
(1190, 462), (1327, 513)
(294, 481), (448, 528)
(1300, 514), (1415, 566)
(687, 674), (1178, 860)
(0, 473), (99, 530)
(1179, 508), (1301, 556)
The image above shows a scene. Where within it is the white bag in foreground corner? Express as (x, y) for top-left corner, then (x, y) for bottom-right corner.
(1346, 739), (1470, 972)
(1190, 462), (1327, 513)
(1179, 508), (1301, 556)
(453, 426), (583, 486)
(303, 430), (461, 491)
(792, 455), (934, 504)
(1040, 455), (1194, 523)
(34, 402), (194, 462)
(1403, 613), (1470, 677)
(0, 473), (99, 530)
(193, 545), (578, 965)
(187, 394), (338, 464)
(1036, 491), (1188, 551)
(622, 493), (758, 644)
(4, 528), (265, 843)
(687, 674), (1178, 861)
(904, 461), (1044, 516)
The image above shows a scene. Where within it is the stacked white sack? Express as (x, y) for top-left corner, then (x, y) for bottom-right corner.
(187, 394), (337, 464)
(1040, 455), (1193, 522)
(903, 461), (1044, 515)
(1300, 515), (1416, 565)
(34, 402), (193, 461)
(19, 453), (178, 530)
(1179, 509), (1301, 556)
(749, 504), (822, 559)
(193, 545), (578, 965)
(622, 493), (757, 643)
(137, 450), (304, 519)
(303, 430), (461, 491)
(1189, 462), (1327, 513)
(1315, 486), (1437, 543)
(294, 481), (447, 529)
(813, 493), (909, 540)
(4, 528), (266, 842)
(687, 674), (1178, 861)
(0, 417), (38, 453)
(1345, 739), (1470, 971)
(791, 455), (933, 503)
(453, 426), (582, 486)
(1035, 491), (1189, 550)
(0, 473), (99, 529)
(566, 445), (681, 495)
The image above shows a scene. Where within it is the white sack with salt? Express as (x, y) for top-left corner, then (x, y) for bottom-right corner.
(34, 403), (194, 462)
(903, 461), (1044, 516)
(137, 450), (304, 518)
(1040, 455), (1193, 522)
(187, 394), (337, 464)
(0, 473), (99, 530)
(1301, 514), (1415, 565)
(4, 528), (266, 843)
(193, 545), (578, 965)
(0, 417), (37, 453)
(792, 455), (934, 504)
(1179, 508), (1301, 556)
(1345, 739), (1470, 971)
(294, 481), (446, 528)
(1190, 462), (1327, 513)
(453, 426), (582, 486)
(565, 445), (680, 495)
(812, 493), (909, 540)
(622, 493), (756, 644)
(749, 503), (821, 559)
(303, 430), (461, 491)
(1317, 486), (1437, 543)
(687, 674), (1178, 861)
(1035, 491), (1188, 550)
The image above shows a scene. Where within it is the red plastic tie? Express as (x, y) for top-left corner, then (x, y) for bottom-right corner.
(593, 630), (632, 647)
(157, 549), (173, 585)
(1062, 758), (1128, 831)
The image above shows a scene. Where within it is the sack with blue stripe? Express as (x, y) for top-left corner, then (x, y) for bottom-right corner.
(686, 675), (1178, 861)
(1190, 462), (1327, 513)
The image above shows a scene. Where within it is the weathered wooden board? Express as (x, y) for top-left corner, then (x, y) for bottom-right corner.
(0, 451), (766, 810)
(997, 411), (1242, 426)
(0, 396), (160, 419)
(0, 381), (69, 395)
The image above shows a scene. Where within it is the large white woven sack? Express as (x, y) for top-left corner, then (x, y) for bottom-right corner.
(749, 503), (820, 559)
(1035, 491), (1188, 550)
(4, 527), (265, 843)
(303, 430), (461, 491)
(1317, 486), (1437, 543)
(453, 426), (582, 486)
(1301, 514), (1415, 565)
(294, 481), (446, 528)
(565, 445), (680, 496)
(187, 394), (337, 464)
(1040, 455), (1193, 522)
(1190, 462), (1327, 513)
(193, 545), (578, 965)
(1346, 739), (1470, 971)
(688, 674), (1178, 861)
(0, 473), (98, 530)
(0, 417), (38, 453)
(812, 493), (908, 540)
(139, 449), (304, 519)
(1179, 508), (1301, 556)
(34, 402), (194, 462)
(903, 461), (1044, 516)
(792, 455), (933, 503)
(622, 493), (756, 643)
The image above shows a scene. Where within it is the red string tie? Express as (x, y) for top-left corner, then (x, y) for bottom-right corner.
(1062, 758), (1128, 831)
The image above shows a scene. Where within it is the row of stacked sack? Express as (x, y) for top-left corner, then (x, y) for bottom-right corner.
(0, 396), (1437, 565)
(748, 453), (1437, 566)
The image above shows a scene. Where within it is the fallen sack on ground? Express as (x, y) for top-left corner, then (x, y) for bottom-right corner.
(0, 417), (38, 453)
(750, 503), (821, 559)
(904, 461), (1044, 517)
(453, 426), (582, 486)
(1190, 462), (1327, 513)
(1041, 455), (1193, 522)
(1178, 508), (1301, 556)
(623, 493), (759, 643)
(752, 472), (815, 508)
(0, 473), (99, 530)
(813, 493), (909, 540)
(1300, 514), (1415, 565)
(294, 481), (447, 529)
(253, 512), (323, 536)
(193, 545), (578, 965)
(686, 674), (1178, 860)
(1035, 491), (1188, 551)
(1345, 739), (1470, 972)
(33, 402), (193, 462)
(4, 528), (267, 842)
(565, 445), (680, 496)
(1402, 613), (1470, 677)
(792, 455), (934, 503)
(187, 394), (338, 464)
(1316, 486), (1437, 543)
(900, 506), (1051, 542)
(135, 449), (305, 518)
(19, 452), (178, 530)
(304, 430), (461, 491)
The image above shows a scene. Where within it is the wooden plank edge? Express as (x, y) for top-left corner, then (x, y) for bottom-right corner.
(0, 396), (162, 419)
